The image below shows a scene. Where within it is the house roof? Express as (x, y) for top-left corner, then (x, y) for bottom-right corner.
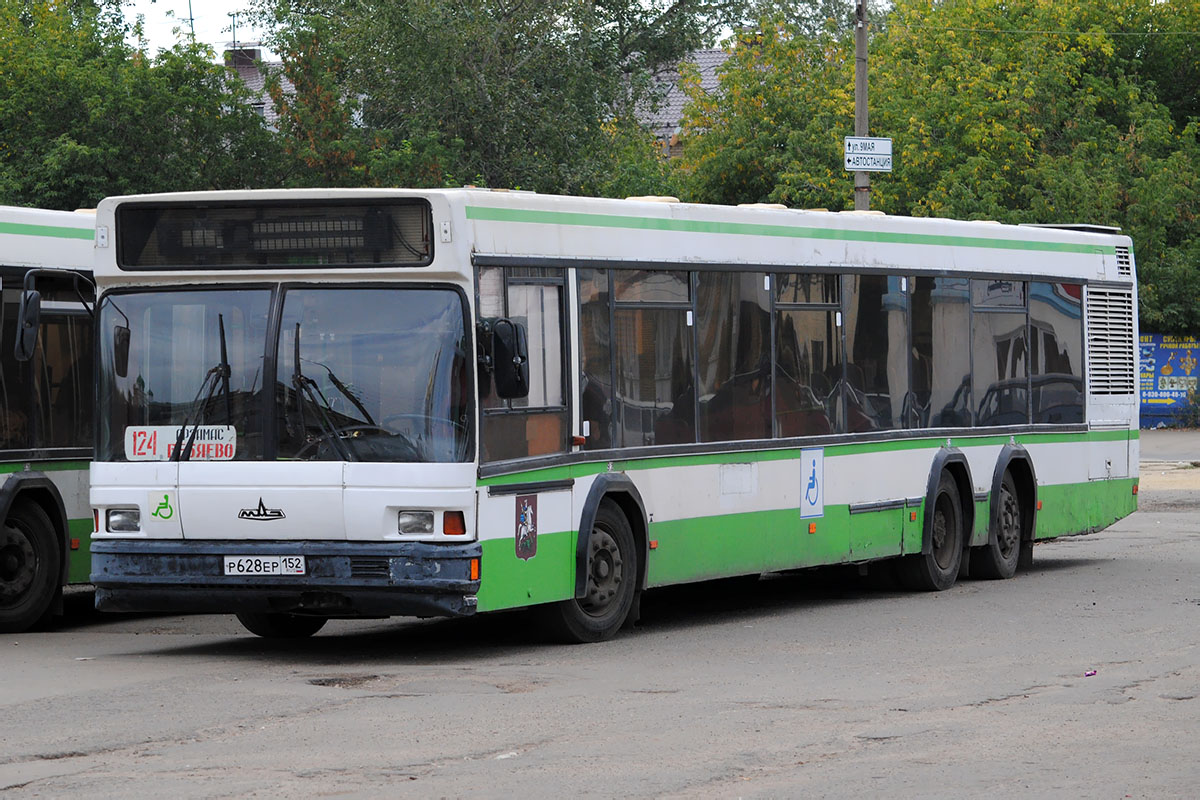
(225, 44), (293, 128)
(641, 48), (729, 140)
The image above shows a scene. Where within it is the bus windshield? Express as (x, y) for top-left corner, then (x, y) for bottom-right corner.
(98, 286), (471, 463)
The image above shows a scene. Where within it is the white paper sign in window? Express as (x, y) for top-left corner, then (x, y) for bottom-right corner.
(125, 425), (236, 461)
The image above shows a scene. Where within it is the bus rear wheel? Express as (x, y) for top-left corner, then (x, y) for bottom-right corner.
(540, 499), (637, 643)
(0, 500), (60, 633)
(899, 473), (963, 592)
(973, 471), (1022, 580)
(236, 611), (327, 638)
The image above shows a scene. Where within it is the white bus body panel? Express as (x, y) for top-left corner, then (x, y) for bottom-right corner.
(91, 462), (182, 539)
(344, 463), (477, 542)
(174, 462), (343, 541)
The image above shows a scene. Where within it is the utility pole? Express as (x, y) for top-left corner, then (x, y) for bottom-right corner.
(854, 0), (870, 210)
(186, 1), (195, 41)
(228, 12), (238, 50)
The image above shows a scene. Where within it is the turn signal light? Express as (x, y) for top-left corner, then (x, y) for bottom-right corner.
(808, 522), (817, 534)
(444, 511), (466, 536)
(1132, 483), (1139, 495)
(470, 557), (480, 581)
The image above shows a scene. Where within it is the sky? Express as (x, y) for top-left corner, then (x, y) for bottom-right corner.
(122, 0), (270, 57)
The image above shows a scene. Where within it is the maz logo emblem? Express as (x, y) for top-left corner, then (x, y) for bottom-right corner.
(239, 498), (286, 521)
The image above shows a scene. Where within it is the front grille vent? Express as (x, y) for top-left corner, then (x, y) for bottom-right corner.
(1086, 287), (1136, 395)
(1115, 247), (1132, 277)
(349, 557), (390, 578)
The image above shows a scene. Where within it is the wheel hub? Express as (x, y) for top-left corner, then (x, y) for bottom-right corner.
(998, 487), (1021, 555)
(583, 529), (623, 615)
(932, 496), (956, 571)
(0, 526), (36, 601)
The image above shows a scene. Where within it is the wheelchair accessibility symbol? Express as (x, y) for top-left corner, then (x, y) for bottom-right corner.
(800, 448), (823, 518)
(151, 493), (174, 520)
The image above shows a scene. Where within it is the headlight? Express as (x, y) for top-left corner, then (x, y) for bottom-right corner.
(397, 510), (434, 535)
(106, 508), (141, 532)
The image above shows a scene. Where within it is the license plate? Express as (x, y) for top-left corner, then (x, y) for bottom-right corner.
(223, 555), (306, 576)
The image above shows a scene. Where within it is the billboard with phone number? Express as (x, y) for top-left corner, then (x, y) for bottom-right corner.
(1139, 333), (1199, 426)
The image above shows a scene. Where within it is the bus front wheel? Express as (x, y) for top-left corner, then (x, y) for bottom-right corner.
(899, 473), (964, 592)
(540, 499), (637, 643)
(236, 611), (327, 638)
(0, 500), (60, 633)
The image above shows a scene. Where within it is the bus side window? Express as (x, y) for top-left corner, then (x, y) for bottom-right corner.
(478, 266), (568, 462)
(0, 288), (29, 451)
(33, 312), (93, 449)
(774, 273), (842, 436)
(696, 272), (771, 443)
(972, 279), (1029, 426)
(578, 269), (613, 449)
(1030, 282), (1083, 423)
(843, 274), (906, 433)
(610, 270), (694, 447)
(911, 277), (972, 428)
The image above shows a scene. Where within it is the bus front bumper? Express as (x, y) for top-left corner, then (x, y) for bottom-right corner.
(91, 539), (481, 618)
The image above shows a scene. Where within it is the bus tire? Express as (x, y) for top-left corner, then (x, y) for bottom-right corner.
(540, 499), (637, 643)
(973, 471), (1022, 580)
(236, 611), (327, 639)
(0, 500), (61, 633)
(899, 473), (964, 592)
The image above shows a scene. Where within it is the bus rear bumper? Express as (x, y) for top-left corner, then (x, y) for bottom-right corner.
(91, 539), (481, 619)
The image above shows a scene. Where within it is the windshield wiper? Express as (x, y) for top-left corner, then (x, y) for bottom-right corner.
(173, 314), (233, 462)
(292, 323), (356, 461)
(307, 360), (376, 426)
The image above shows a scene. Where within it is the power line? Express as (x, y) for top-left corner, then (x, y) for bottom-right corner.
(888, 22), (1200, 37)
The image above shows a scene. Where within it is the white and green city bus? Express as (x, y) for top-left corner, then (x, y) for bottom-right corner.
(76, 189), (1138, 640)
(1, 205), (95, 632)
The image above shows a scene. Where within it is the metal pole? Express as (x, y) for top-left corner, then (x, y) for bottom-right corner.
(187, 0), (195, 40)
(854, 0), (870, 210)
(228, 12), (238, 50)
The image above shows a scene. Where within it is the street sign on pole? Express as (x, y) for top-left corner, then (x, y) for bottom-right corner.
(844, 137), (893, 172)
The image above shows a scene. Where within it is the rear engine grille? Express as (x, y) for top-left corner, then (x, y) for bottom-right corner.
(1115, 246), (1132, 277)
(1086, 286), (1135, 395)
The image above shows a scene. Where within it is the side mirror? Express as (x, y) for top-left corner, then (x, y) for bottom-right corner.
(491, 318), (529, 399)
(114, 325), (131, 378)
(14, 289), (42, 362)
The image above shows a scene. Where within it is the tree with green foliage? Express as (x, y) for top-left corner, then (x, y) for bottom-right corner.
(0, 0), (283, 210)
(253, 0), (747, 193)
(674, 21), (853, 208)
(675, 0), (1200, 332)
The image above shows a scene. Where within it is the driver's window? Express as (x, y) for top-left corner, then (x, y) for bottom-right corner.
(276, 287), (470, 463)
(477, 266), (567, 462)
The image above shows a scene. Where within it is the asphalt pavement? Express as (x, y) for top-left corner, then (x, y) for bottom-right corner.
(1139, 426), (1200, 463)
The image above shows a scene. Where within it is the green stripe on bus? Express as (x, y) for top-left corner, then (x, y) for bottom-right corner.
(67, 519), (93, 584)
(465, 206), (1116, 256)
(0, 221), (93, 240)
(477, 529), (576, 611)
(1035, 478), (1137, 539)
(0, 460), (91, 474)
(475, 476), (1135, 612)
(478, 429), (1137, 487)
